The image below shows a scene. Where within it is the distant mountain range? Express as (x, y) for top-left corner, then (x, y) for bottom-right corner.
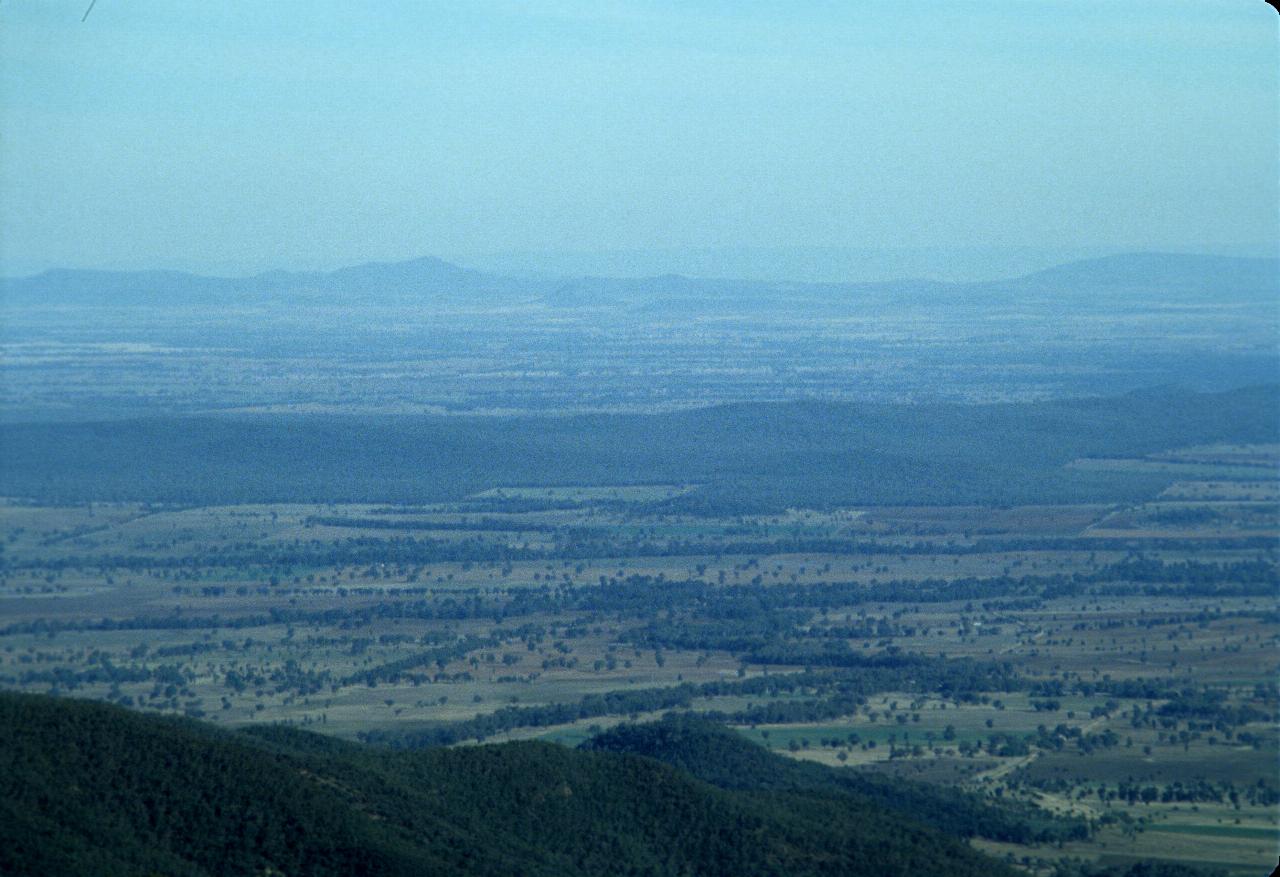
(458, 244), (1277, 284)
(0, 255), (545, 307)
(1008, 252), (1280, 298)
(2, 252), (1275, 312)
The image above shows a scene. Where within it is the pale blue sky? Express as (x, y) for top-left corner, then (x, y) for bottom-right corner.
(1, 1), (1276, 275)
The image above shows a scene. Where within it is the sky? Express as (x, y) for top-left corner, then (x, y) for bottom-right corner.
(1, 1), (1277, 277)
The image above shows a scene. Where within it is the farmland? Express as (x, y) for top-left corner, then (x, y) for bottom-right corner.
(1, 434), (1276, 874)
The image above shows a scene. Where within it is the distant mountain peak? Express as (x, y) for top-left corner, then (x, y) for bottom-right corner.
(1019, 251), (1280, 287)
(329, 254), (473, 278)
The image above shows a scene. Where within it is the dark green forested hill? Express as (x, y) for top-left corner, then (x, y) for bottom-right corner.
(0, 385), (1275, 510)
(582, 714), (1086, 844)
(0, 692), (1019, 877)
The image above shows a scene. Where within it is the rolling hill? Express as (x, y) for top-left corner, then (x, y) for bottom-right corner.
(0, 692), (1019, 877)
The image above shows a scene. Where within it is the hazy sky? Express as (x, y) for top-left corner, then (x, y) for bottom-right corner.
(2, 1), (1277, 275)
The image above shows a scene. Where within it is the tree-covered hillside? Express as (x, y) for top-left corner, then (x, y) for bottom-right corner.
(0, 692), (1018, 877)
(583, 714), (1086, 843)
(1, 385), (1274, 510)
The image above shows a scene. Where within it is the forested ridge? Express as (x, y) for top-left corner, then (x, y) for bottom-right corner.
(2, 385), (1274, 510)
(583, 715), (1086, 843)
(1, 691), (1023, 877)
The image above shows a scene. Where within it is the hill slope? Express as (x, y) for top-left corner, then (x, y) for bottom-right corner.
(583, 715), (1086, 843)
(0, 692), (1018, 877)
